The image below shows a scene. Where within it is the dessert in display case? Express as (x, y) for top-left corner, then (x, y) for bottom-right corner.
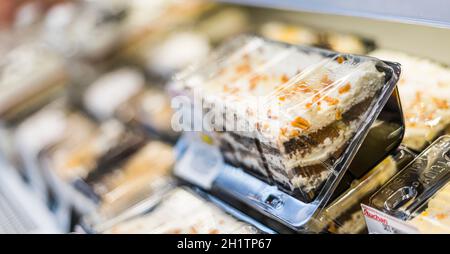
(2, 0), (450, 235)
(260, 22), (375, 54)
(82, 68), (177, 141)
(369, 50), (450, 152)
(369, 135), (450, 234)
(103, 188), (263, 234)
(170, 35), (404, 232)
(314, 147), (415, 233)
(0, 41), (67, 123)
(42, 0), (211, 62)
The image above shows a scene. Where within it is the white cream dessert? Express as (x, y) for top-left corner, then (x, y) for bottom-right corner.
(43, 0), (208, 60)
(83, 68), (145, 121)
(261, 22), (320, 47)
(370, 49), (450, 151)
(116, 88), (176, 138)
(95, 141), (175, 219)
(0, 42), (66, 118)
(260, 22), (370, 54)
(105, 188), (259, 234)
(172, 36), (385, 201)
(48, 120), (143, 182)
(410, 183), (450, 234)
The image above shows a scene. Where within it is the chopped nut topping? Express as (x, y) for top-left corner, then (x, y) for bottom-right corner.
(291, 116), (310, 130)
(281, 74), (289, 83)
(290, 129), (300, 138)
(432, 98), (449, 109)
(338, 83), (352, 94)
(249, 75), (261, 90)
(321, 74), (333, 85)
(336, 56), (345, 64)
(436, 213), (448, 220)
(335, 109), (342, 120)
(312, 93), (322, 103)
(236, 63), (251, 74)
(324, 96), (339, 106)
(209, 229), (219, 234)
(280, 127), (288, 136)
(305, 102), (313, 109)
(278, 96), (286, 101)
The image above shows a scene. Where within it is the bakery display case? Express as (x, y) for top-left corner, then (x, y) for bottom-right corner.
(0, 0), (450, 235)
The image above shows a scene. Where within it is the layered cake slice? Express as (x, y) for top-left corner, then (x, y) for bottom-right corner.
(370, 50), (450, 151)
(105, 188), (259, 234)
(172, 36), (386, 202)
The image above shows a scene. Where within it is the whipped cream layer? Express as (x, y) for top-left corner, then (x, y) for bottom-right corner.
(370, 49), (450, 151)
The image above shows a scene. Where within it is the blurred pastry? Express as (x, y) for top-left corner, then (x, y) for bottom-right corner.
(370, 49), (450, 151)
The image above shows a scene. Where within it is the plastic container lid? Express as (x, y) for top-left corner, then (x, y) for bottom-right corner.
(369, 135), (450, 233)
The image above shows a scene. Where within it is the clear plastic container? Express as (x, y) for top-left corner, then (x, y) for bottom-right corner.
(369, 135), (450, 233)
(170, 35), (402, 232)
(103, 187), (263, 234)
(42, 0), (210, 61)
(370, 50), (450, 152)
(82, 68), (178, 141)
(314, 146), (416, 234)
(0, 41), (67, 122)
(115, 87), (179, 142)
(85, 141), (175, 217)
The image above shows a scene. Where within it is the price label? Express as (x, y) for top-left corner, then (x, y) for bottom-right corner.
(361, 204), (419, 234)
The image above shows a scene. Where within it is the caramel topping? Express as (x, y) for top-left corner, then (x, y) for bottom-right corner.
(281, 74), (289, 83)
(249, 75), (261, 90)
(312, 93), (322, 103)
(280, 127), (288, 136)
(305, 102), (313, 109)
(324, 96), (339, 106)
(432, 98), (449, 109)
(209, 229), (219, 234)
(436, 213), (448, 220)
(321, 74), (333, 85)
(338, 83), (352, 94)
(236, 63), (251, 74)
(336, 56), (345, 64)
(290, 129), (300, 138)
(291, 116), (310, 130)
(223, 85), (239, 94)
(190, 226), (198, 234)
(335, 109), (342, 120)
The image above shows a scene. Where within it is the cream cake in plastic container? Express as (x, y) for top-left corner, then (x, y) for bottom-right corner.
(0, 42), (67, 122)
(369, 135), (450, 234)
(170, 35), (402, 231)
(42, 0), (209, 61)
(370, 49), (450, 151)
(104, 188), (261, 234)
(171, 35), (399, 196)
(83, 141), (175, 227)
(314, 147), (415, 234)
(83, 68), (177, 140)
